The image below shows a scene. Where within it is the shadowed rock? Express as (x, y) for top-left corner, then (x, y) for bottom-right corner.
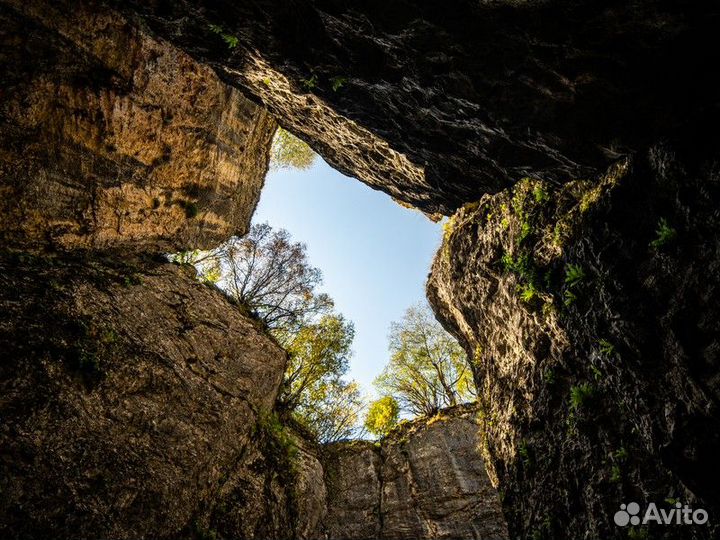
(428, 149), (720, 539)
(112, 0), (720, 215)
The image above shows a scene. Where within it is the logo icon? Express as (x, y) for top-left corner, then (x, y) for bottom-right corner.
(614, 501), (708, 526)
(614, 502), (641, 526)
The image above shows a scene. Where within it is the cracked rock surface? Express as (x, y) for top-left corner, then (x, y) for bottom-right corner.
(114, 0), (720, 215)
(0, 252), (289, 539)
(428, 148), (720, 539)
(0, 1), (275, 253)
(317, 405), (508, 540)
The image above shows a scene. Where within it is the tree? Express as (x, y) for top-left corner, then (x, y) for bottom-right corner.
(270, 127), (316, 170)
(172, 224), (363, 442)
(281, 314), (354, 410)
(296, 380), (365, 443)
(364, 396), (399, 438)
(280, 314), (363, 443)
(182, 223), (333, 334)
(375, 303), (475, 417)
(170, 249), (221, 284)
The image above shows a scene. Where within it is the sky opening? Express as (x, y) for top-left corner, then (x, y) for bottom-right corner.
(253, 155), (443, 398)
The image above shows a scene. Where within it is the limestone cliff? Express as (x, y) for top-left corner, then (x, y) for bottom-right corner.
(0, 4), (506, 539)
(427, 148), (720, 539)
(318, 405), (508, 540)
(2, 1), (719, 539)
(0, 252), (295, 538)
(113, 0), (720, 215)
(0, 1), (275, 253)
(0, 258), (503, 540)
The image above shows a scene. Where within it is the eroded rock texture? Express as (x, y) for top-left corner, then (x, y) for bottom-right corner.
(2, 1), (719, 539)
(114, 0), (720, 215)
(428, 149), (720, 539)
(318, 405), (508, 540)
(0, 1), (275, 252)
(0, 253), (300, 539)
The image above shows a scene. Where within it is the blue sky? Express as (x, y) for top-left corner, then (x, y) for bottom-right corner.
(253, 156), (443, 398)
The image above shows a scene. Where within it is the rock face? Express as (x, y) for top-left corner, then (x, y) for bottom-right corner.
(0, 252), (302, 538)
(0, 261), (503, 540)
(0, 1), (275, 253)
(317, 405), (508, 540)
(114, 0), (720, 215)
(1, 3), (505, 539)
(427, 149), (720, 539)
(3, 1), (720, 539)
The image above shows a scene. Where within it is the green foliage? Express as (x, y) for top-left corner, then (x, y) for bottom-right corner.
(223, 34), (239, 48)
(598, 338), (615, 356)
(562, 263), (585, 307)
(330, 76), (347, 91)
(208, 23), (239, 49)
(569, 383), (594, 410)
(296, 379), (364, 444)
(614, 447), (629, 462)
(182, 223), (333, 331)
(123, 274), (142, 287)
(518, 282), (539, 304)
(270, 127), (317, 170)
(564, 264), (586, 287)
(254, 410), (300, 522)
(67, 321), (123, 384)
(610, 446), (628, 483)
(512, 186), (529, 217)
(301, 74), (318, 91)
(375, 303), (475, 417)
(442, 214), (456, 239)
(563, 289), (577, 307)
(364, 396), (400, 437)
(533, 184), (549, 204)
(517, 221), (532, 245)
(101, 329), (118, 344)
(170, 223), (360, 443)
(257, 410), (299, 463)
(502, 250), (543, 304)
(543, 367), (556, 385)
(518, 440), (533, 469)
(502, 252), (536, 282)
(281, 315), (365, 442)
(649, 217), (677, 249)
(169, 249), (221, 284)
(281, 314), (353, 405)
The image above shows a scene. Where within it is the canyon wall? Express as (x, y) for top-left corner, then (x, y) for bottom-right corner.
(317, 405), (507, 540)
(0, 252), (292, 538)
(105, 2), (720, 538)
(0, 1), (275, 253)
(0, 2), (506, 539)
(427, 150), (720, 539)
(113, 0), (720, 215)
(2, 1), (719, 539)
